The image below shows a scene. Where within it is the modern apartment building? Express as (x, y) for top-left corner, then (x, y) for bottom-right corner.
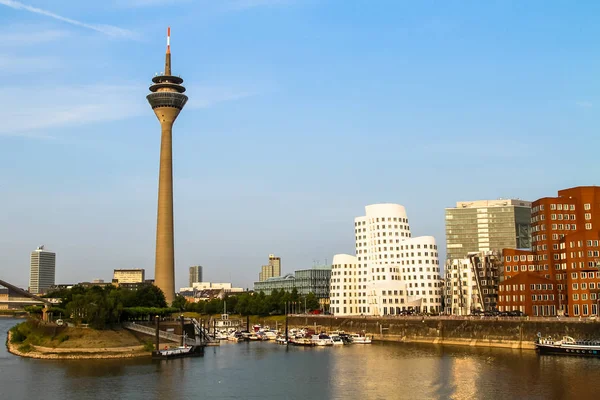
(112, 269), (145, 284)
(499, 186), (600, 317)
(29, 245), (56, 295)
(258, 254), (281, 282)
(330, 204), (443, 316)
(189, 265), (203, 286)
(443, 251), (502, 315)
(254, 265), (331, 300)
(445, 199), (532, 260)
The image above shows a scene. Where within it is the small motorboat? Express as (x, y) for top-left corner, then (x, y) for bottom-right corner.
(227, 332), (244, 343)
(275, 335), (288, 345)
(330, 334), (344, 345)
(349, 334), (372, 344)
(290, 337), (314, 346)
(311, 334), (333, 346)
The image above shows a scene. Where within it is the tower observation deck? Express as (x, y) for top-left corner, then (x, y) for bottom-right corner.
(147, 27), (187, 305)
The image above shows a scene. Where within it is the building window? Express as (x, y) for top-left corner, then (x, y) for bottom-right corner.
(584, 203), (591, 210)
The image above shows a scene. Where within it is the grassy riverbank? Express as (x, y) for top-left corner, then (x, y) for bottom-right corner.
(7, 320), (153, 359)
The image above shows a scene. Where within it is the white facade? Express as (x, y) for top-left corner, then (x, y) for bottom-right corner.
(443, 258), (476, 315)
(443, 251), (502, 315)
(330, 204), (443, 316)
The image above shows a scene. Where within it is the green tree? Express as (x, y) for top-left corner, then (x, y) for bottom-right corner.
(305, 292), (320, 311)
(290, 287), (300, 302)
(134, 284), (167, 308)
(172, 294), (188, 311)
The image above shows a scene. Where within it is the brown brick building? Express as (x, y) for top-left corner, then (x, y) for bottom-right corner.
(498, 186), (600, 317)
(498, 272), (558, 316)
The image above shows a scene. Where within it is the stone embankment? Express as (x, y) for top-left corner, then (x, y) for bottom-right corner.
(288, 316), (600, 350)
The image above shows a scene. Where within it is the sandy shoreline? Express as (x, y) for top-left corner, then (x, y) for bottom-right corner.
(6, 331), (152, 360)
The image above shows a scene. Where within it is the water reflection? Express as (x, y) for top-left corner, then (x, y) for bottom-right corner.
(1, 319), (599, 400)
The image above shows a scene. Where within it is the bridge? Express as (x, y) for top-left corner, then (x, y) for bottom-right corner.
(0, 279), (51, 310)
(123, 318), (217, 346)
(122, 322), (198, 346)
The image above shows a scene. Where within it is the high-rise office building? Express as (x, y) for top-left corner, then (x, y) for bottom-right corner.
(445, 199), (532, 260)
(147, 27), (188, 305)
(29, 245), (56, 295)
(189, 266), (203, 286)
(258, 254), (281, 282)
(330, 204), (443, 316)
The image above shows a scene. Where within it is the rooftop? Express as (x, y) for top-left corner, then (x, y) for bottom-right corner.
(450, 199), (532, 209)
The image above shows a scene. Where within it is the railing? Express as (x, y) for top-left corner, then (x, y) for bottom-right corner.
(190, 318), (216, 343)
(122, 322), (197, 345)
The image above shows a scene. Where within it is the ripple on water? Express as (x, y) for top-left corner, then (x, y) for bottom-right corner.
(1, 320), (599, 400)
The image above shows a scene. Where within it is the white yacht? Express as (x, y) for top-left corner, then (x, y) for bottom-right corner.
(311, 334), (334, 346)
(330, 334), (344, 345)
(349, 334), (372, 344)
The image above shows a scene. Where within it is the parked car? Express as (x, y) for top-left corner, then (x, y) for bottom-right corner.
(508, 310), (526, 317)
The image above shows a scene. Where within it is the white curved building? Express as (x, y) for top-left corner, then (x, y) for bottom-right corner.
(330, 204), (443, 316)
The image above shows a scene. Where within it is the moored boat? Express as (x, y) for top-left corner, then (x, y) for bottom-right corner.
(311, 334), (334, 346)
(152, 345), (204, 359)
(535, 335), (600, 357)
(290, 337), (314, 346)
(275, 336), (288, 345)
(349, 333), (372, 344)
(227, 332), (244, 342)
(330, 334), (344, 345)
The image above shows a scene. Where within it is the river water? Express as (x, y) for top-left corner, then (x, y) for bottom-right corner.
(1, 318), (598, 400)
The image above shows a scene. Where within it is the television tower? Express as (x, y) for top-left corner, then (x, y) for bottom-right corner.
(147, 27), (187, 305)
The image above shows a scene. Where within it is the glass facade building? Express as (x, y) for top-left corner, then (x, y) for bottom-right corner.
(253, 266), (331, 299)
(445, 199), (532, 260)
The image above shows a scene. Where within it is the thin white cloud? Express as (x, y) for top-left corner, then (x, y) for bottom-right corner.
(0, 53), (61, 72)
(0, 0), (137, 39)
(0, 28), (69, 46)
(576, 101), (593, 108)
(0, 83), (254, 137)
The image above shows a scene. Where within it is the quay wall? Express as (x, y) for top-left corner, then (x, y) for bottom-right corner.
(287, 316), (600, 350)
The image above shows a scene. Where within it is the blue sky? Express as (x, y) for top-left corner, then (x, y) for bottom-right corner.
(1, 0), (599, 290)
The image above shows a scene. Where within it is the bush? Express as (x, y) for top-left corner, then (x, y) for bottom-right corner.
(26, 333), (42, 346)
(18, 343), (33, 353)
(10, 327), (26, 343)
(143, 341), (155, 352)
(57, 334), (69, 343)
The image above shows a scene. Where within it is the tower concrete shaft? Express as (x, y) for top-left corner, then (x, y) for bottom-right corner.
(147, 27), (188, 305)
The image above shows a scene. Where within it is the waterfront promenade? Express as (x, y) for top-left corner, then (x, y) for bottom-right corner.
(288, 315), (600, 350)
